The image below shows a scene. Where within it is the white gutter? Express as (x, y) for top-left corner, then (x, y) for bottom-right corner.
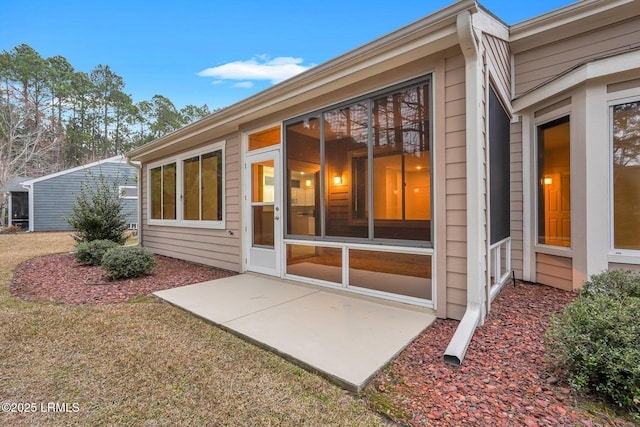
(125, 158), (142, 246)
(444, 9), (486, 366)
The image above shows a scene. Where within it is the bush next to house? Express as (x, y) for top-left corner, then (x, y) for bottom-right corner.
(545, 270), (640, 412)
(101, 246), (156, 280)
(65, 172), (128, 245)
(75, 239), (121, 266)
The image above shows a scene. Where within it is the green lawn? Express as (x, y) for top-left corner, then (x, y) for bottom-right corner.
(0, 233), (386, 426)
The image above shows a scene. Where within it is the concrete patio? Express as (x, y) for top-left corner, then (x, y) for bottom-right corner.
(154, 273), (436, 392)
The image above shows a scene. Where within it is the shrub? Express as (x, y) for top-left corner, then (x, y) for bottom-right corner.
(101, 246), (156, 280)
(75, 239), (121, 265)
(0, 224), (22, 234)
(64, 171), (129, 245)
(580, 269), (640, 299)
(546, 270), (640, 411)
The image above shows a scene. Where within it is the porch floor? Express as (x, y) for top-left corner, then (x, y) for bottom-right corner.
(153, 273), (436, 392)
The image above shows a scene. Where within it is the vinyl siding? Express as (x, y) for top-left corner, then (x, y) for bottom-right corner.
(609, 263), (640, 274)
(514, 16), (640, 97)
(140, 134), (242, 272)
(32, 161), (137, 232)
(483, 34), (511, 101)
(444, 51), (467, 320)
(536, 253), (573, 291)
(510, 120), (524, 278)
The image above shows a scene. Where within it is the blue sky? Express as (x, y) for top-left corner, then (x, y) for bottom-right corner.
(1, 0), (575, 111)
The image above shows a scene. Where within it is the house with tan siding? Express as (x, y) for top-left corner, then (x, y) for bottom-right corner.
(127, 0), (640, 364)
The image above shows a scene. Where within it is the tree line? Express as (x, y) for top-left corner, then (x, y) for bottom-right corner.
(0, 43), (216, 188)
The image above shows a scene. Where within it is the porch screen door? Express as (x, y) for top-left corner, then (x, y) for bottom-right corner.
(245, 150), (281, 276)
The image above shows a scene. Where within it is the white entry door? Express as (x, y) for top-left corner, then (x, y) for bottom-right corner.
(244, 150), (281, 276)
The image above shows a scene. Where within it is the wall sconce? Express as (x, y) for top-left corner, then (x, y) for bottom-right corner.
(305, 179), (312, 187)
(543, 177), (553, 185)
(333, 176), (342, 185)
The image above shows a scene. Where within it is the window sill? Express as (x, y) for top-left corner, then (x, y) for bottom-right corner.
(608, 252), (640, 265)
(533, 244), (573, 258)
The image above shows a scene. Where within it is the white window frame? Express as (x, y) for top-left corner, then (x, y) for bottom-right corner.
(608, 93), (640, 260)
(147, 140), (226, 229)
(533, 106), (573, 256)
(119, 185), (138, 199)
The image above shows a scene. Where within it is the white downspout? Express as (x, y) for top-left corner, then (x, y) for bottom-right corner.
(444, 10), (486, 366)
(125, 157), (142, 246)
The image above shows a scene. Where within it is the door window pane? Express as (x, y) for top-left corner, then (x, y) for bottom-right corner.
(537, 117), (570, 247)
(612, 101), (640, 250)
(252, 161), (275, 203)
(253, 206), (274, 247)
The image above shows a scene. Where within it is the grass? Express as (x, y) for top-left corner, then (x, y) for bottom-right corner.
(0, 233), (385, 426)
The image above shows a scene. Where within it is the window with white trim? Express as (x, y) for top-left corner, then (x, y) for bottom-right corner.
(182, 151), (223, 221)
(119, 186), (137, 199)
(150, 162), (176, 220)
(611, 100), (640, 251)
(148, 142), (225, 227)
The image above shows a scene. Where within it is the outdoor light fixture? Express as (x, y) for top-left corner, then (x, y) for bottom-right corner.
(333, 176), (342, 185)
(544, 177), (553, 185)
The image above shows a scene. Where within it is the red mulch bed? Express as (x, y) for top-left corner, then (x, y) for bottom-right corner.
(10, 252), (236, 305)
(366, 282), (636, 426)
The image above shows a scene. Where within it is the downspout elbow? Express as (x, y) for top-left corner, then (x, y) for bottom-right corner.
(443, 303), (481, 366)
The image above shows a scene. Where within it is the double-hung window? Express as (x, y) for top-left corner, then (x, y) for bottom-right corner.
(148, 141), (225, 228)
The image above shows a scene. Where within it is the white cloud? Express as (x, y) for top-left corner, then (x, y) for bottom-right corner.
(197, 55), (313, 85)
(233, 81), (254, 89)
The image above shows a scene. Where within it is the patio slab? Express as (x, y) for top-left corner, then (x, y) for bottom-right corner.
(154, 273), (436, 391)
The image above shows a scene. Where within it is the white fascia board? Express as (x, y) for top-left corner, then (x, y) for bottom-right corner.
(127, 1), (476, 163)
(21, 155), (125, 186)
(473, 8), (509, 41)
(512, 49), (640, 112)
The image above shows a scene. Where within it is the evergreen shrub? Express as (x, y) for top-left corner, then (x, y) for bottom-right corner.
(546, 270), (640, 411)
(75, 239), (121, 265)
(101, 246), (156, 280)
